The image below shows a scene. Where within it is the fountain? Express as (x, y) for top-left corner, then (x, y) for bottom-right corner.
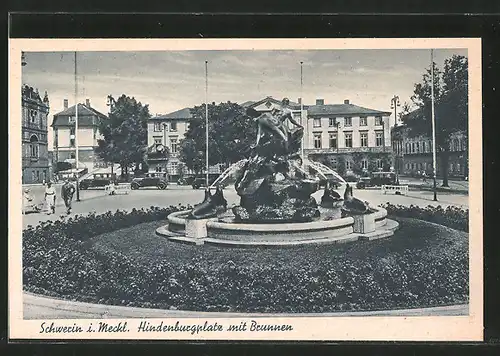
(157, 101), (399, 246)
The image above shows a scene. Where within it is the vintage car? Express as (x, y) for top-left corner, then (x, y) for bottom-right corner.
(131, 172), (169, 190)
(79, 173), (117, 190)
(356, 172), (397, 189)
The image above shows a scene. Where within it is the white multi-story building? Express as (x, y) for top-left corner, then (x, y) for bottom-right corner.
(51, 99), (108, 175)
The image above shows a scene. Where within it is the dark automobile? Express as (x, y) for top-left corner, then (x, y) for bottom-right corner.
(356, 172), (397, 189)
(131, 172), (169, 190)
(79, 173), (117, 190)
(177, 176), (195, 186)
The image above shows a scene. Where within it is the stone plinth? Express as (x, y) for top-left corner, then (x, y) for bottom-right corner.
(352, 214), (376, 234)
(185, 218), (209, 239)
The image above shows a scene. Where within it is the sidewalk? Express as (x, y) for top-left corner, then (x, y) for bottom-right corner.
(23, 292), (469, 319)
(399, 177), (468, 194)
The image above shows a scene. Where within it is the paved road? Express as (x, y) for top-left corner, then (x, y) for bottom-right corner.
(22, 184), (469, 229)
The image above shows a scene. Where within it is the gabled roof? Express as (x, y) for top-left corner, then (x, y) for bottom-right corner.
(150, 107), (192, 120)
(246, 96), (302, 110)
(240, 100), (255, 107)
(51, 103), (108, 127)
(306, 103), (391, 117)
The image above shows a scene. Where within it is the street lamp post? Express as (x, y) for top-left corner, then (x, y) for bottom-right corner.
(390, 95), (401, 184)
(163, 122), (168, 173)
(74, 52), (80, 201)
(430, 49), (438, 201)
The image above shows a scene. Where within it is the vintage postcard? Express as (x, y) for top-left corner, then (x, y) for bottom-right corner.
(9, 38), (482, 341)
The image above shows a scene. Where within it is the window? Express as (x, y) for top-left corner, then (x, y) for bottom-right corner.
(329, 118), (337, 127)
(170, 121), (177, 132)
(313, 118), (321, 128)
(416, 142), (420, 153)
(375, 116), (383, 126)
(406, 143), (410, 154)
(376, 132), (384, 147)
(32, 171), (37, 182)
(360, 132), (368, 147)
(329, 133), (337, 148)
(377, 159), (383, 169)
(313, 133), (322, 149)
(154, 136), (162, 144)
(29, 135), (39, 158)
(411, 163), (415, 170)
(345, 133), (353, 148)
(346, 160), (352, 170)
(171, 162), (178, 173)
(30, 109), (37, 123)
(344, 117), (352, 127)
(359, 117), (367, 126)
(411, 142), (415, 153)
(406, 163), (410, 170)
(154, 122), (162, 132)
(54, 130), (58, 148)
(155, 166), (163, 172)
(422, 141), (426, 153)
(93, 127), (97, 140)
(171, 138), (178, 153)
(361, 159), (368, 170)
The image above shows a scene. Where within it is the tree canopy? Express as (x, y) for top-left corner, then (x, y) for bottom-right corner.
(403, 54), (468, 185)
(95, 94), (150, 176)
(179, 101), (257, 174)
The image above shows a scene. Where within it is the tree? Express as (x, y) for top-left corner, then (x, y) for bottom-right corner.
(95, 95), (150, 178)
(404, 54), (468, 186)
(179, 101), (257, 174)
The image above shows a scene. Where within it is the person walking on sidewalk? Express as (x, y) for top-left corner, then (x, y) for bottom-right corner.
(44, 181), (56, 215)
(61, 179), (76, 214)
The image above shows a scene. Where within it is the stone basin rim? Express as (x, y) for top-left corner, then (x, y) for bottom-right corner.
(167, 208), (387, 232)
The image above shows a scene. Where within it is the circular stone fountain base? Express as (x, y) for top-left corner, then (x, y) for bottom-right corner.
(156, 207), (399, 247)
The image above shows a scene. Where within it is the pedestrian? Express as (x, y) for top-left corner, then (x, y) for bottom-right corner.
(61, 179), (76, 214)
(422, 171), (427, 183)
(44, 181), (56, 215)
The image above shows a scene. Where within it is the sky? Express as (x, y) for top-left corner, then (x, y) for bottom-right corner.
(22, 48), (467, 150)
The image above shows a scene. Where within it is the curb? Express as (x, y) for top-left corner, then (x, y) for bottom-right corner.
(23, 292), (469, 319)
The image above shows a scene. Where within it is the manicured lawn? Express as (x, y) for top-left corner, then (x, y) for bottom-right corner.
(22, 206), (469, 313)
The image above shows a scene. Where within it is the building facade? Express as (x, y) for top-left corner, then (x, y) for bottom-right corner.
(148, 96), (393, 180)
(147, 108), (191, 178)
(303, 99), (392, 176)
(391, 124), (468, 179)
(22, 85), (50, 184)
(51, 99), (108, 174)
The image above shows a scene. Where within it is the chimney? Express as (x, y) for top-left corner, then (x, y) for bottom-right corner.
(63, 99), (68, 109)
(316, 99), (324, 105)
(298, 98), (302, 104)
(344, 99), (350, 105)
(86, 98), (90, 107)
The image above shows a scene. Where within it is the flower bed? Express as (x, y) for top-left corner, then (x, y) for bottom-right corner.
(23, 206), (469, 313)
(380, 203), (468, 232)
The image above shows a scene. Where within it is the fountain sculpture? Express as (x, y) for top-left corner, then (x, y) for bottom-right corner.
(158, 98), (398, 246)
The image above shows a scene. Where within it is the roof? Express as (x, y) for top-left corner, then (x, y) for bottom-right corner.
(51, 103), (108, 127)
(306, 103), (391, 116)
(150, 107), (192, 120)
(240, 100), (256, 107)
(247, 96), (302, 110)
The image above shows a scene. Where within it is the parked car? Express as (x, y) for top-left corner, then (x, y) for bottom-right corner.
(79, 173), (117, 190)
(177, 176), (195, 186)
(131, 173), (169, 190)
(356, 172), (397, 189)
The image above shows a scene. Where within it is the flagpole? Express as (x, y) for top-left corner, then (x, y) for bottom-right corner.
(430, 49), (438, 201)
(300, 61), (304, 166)
(75, 51), (80, 201)
(205, 60), (209, 188)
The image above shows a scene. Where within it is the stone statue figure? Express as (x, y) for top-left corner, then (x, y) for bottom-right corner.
(231, 97), (320, 223)
(251, 98), (303, 153)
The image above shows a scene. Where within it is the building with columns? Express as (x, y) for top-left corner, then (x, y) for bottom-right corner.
(51, 98), (108, 175)
(22, 85), (50, 184)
